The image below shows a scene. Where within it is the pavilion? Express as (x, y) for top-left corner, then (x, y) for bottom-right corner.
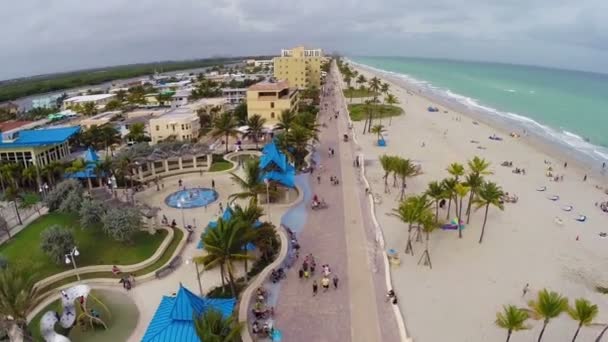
(259, 140), (295, 188)
(142, 284), (236, 342)
(64, 146), (102, 183)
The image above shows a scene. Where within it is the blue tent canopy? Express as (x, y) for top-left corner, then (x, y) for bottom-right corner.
(259, 140), (295, 188)
(142, 285), (236, 342)
(64, 147), (104, 179)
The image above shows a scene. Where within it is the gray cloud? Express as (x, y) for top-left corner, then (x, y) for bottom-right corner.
(1, 0), (608, 80)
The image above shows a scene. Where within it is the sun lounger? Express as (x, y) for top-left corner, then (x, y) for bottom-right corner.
(562, 206), (573, 212)
(548, 195), (559, 201)
(536, 186), (547, 192)
(576, 215), (587, 222)
(441, 224), (459, 230)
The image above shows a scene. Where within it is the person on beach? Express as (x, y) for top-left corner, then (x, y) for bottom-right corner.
(321, 277), (330, 292)
(299, 269), (304, 279)
(564, 162), (568, 168)
(584, 174), (587, 181)
(313, 281), (318, 296)
(333, 275), (339, 289)
(211, 179), (215, 189)
(522, 283), (530, 297)
(317, 175), (321, 184)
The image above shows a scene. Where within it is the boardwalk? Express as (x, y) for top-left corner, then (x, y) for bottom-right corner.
(274, 63), (398, 342)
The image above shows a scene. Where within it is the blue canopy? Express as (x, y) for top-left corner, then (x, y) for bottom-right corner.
(64, 147), (103, 179)
(142, 285), (236, 342)
(259, 140), (295, 188)
(0, 126), (80, 148)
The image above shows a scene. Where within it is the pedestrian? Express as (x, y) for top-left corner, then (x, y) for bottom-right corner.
(583, 174), (587, 181)
(313, 281), (318, 296)
(328, 147), (332, 157)
(603, 162), (606, 169)
(310, 263), (315, 275)
(211, 179), (215, 189)
(321, 277), (330, 292)
(303, 260), (309, 271)
(299, 269), (304, 279)
(564, 162), (568, 168)
(317, 175), (321, 184)
(333, 275), (339, 289)
(178, 179), (182, 187)
(219, 202), (224, 213)
(522, 283), (529, 297)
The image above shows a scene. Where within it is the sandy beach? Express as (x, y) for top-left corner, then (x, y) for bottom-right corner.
(347, 64), (608, 341)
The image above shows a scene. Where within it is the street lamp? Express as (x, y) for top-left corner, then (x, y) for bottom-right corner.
(177, 198), (186, 228)
(65, 247), (81, 281)
(264, 178), (271, 222)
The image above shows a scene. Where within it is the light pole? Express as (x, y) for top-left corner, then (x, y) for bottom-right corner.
(177, 198), (186, 228)
(65, 246), (81, 281)
(264, 179), (271, 222)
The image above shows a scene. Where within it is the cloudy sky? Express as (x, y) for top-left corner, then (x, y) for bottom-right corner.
(2, 0), (608, 80)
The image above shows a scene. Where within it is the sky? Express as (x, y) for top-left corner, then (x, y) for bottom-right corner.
(2, 0), (608, 80)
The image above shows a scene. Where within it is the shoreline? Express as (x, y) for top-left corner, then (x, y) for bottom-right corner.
(348, 59), (608, 184)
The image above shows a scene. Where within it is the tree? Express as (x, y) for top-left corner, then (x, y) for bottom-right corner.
(211, 112), (239, 154)
(446, 162), (465, 182)
(42, 161), (64, 186)
(59, 189), (83, 214)
(79, 198), (106, 229)
(101, 125), (122, 155)
(80, 102), (98, 116)
(233, 102), (248, 126)
(229, 159), (266, 204)
(474, 181), (504, 244)
(454, 183), (470, 238)
(528, 289), (569, 342)
(495, 305), (530, 342)
(0, 215), (10, 240)
(194, 309), (242, 342)
(441, 177), (457, 220)
(66, 158), (91, 190)
(104, 99), (123, 111)
(356, 74), (367, 91)
(195, 218), (254, 297)
(379, 155), (397, 193)
(386, 93), (399, 125)
(465, 156), (492, 221)
(568, 298), (598, 342)
(0, 265), (39, 340)
(392, 195), (430, 256)
(197, 108), (213, 130)
(101, 207), (142, 243)
(276, 110), (296, 131)
(370, 124), (386, 141)
(464, 172), (483, 224)
(3, 186), (22, 226)
(425, 181), (444, 223)
(45, 179), (83, 211)
(393, 158), (420, 200)
(21, 166), (38, 190)
(418, 210), (436, 268)
(20, 192), (42, 215)
(286, 124), (315, 169)
(40, 225), (75, 264)
(127, 122), (148, 143)
(245, 114), (266, 149)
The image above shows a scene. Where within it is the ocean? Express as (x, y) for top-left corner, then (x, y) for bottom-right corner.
(349, 56), (608, 169)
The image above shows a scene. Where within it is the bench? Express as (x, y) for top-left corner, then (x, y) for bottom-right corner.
(155, 256), (182, 279)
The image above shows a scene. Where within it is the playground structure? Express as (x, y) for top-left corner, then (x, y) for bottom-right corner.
(40, 285), (111, 342)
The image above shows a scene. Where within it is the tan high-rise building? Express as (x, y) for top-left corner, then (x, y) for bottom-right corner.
(273, 46), (323, 89)
(246, 80), (299, 124)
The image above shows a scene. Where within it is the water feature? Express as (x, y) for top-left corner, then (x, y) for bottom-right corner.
(164, 188), (218, 208)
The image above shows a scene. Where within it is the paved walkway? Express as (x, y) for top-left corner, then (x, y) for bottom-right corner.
(274, 63), (396, 342)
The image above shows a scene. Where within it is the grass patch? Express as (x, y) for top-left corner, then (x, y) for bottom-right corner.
(0, 213), (166, 284)
(210, 161), (233, 172)
(344, 88), (379, 98)
(348, 104), (404, 122)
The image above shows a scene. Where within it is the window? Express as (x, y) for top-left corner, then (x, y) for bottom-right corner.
(181, 124), (185, 130)
(156, 125), (160, 131)
(271, 112), (275, 118)
(270, 102), (275, 108)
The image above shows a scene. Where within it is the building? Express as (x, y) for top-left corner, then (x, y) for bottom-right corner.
(246, 80), (299, 124)
(80, 111), (121, 130)
(254, 59), (273, 67)
(116, 114), (153, 144)
(0, 102), (19, 115)
(171, 90), (192, 108)
(222, 88), (247, 105)
(0, 126), (80, 167)
(32, 94), (63, 109)
(149, 108), (200, 144)
(273, 46), (323, 89)
(62, 94), (116, 110)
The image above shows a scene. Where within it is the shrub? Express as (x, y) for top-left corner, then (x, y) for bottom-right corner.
(101, 207), (142, 243)
(0, 254), (7, 269)
(40, 225), (75, 264)
(45, 180), (82, 211)
(58, 189), (83, 214)
(0, 216), (9, 238)
(79, 199), (106, 229)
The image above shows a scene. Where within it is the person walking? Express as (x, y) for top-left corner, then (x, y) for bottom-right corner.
(313, 280), (318, 296)
(321, 277), (330, 292)
(333, 275), (339, 289)
(522, 283), (530, 297)
(299, 269), (304, 279)
(211, 179), (215, 189)
(317, 175), (321, 184)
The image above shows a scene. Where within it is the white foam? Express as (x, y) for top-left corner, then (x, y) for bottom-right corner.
(505, 89), (516, 93)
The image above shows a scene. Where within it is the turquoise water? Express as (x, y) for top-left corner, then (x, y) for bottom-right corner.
(349, 56), (608, 165)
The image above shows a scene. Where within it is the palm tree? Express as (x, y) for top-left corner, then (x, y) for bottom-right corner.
(379, 155), (396, 193)
(568, 298), (598, 342)
(368, 77), (381, 96)
(80, 102), (97, 116)
(100, 125), (121, 155)
(370, 124), (386, 142)
(495, 305), (530, 342)
(441, 178), (457, 220)
(21, 165), (38, 190)
(386, 93), (399, 126)
(528, 289), (568, 342)
(454, 183), (470, 238)
(245, 114), (266, 149)
(66, 158), (91, 190)
(276, 110), (296, 131)
(466, 156), (492, 221)
(474, 181), (504, 244)
(195, 218), (254, 297)
(392, 197), (418, 256)
(42, 161), (64, 186)
(0, 265), (39, 340)
(425, 181), (444, 223)
(95, 156), (113, 187)
(127, 122), (148, 143)
(394, 158), (420, 200)
(356, 74), (367, 93)
(464, 172), (483, 224)
(194, 309), (242, 342)
(418, 210), (436, 268)
(447, 162), (465, 182)
(381, 82), (390, 101)
(229, 159), (265, 204)
(286, 124), (314, 169)
(4, 186), (22, 225)
(211, 112), (239, 153)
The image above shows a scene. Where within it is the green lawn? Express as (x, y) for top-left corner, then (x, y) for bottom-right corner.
(0, 213), (167, 283)
(348, 104), (404, 121)
(209, 161), (233, 172)
(343, 88), (379, 98)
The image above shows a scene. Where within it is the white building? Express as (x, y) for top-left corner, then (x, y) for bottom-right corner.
(171, 90), (192, 108)
(62, 94), (116, 110)
(149, 108), (200, 144)
(222, 88), (247, 105)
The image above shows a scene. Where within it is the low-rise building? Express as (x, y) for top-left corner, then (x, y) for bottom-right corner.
(222, 88), (247, 105)
(32, 94), (63, 109)
(0, 102), (19, 115)
(149, 108), (200, 144)
(0, 126), (80, 167)
(80, 111), (121, 130)
(62, 94), (116, 110)
(246, 80), (299, 124)
(171, 90), (192, 108)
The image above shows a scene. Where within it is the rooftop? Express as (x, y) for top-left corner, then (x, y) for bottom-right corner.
(152, 108), (197, 121)
(64, 94), (116, 103)
(0, 126), (80, 147)
(0, 120), (33, 133)
(248, 80), (289, 91)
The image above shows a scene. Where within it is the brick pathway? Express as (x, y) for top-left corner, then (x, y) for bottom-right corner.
(274, 63), (396, 342)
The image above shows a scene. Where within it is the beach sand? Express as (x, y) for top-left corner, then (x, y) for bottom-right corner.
(347, 65), (608, 341)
